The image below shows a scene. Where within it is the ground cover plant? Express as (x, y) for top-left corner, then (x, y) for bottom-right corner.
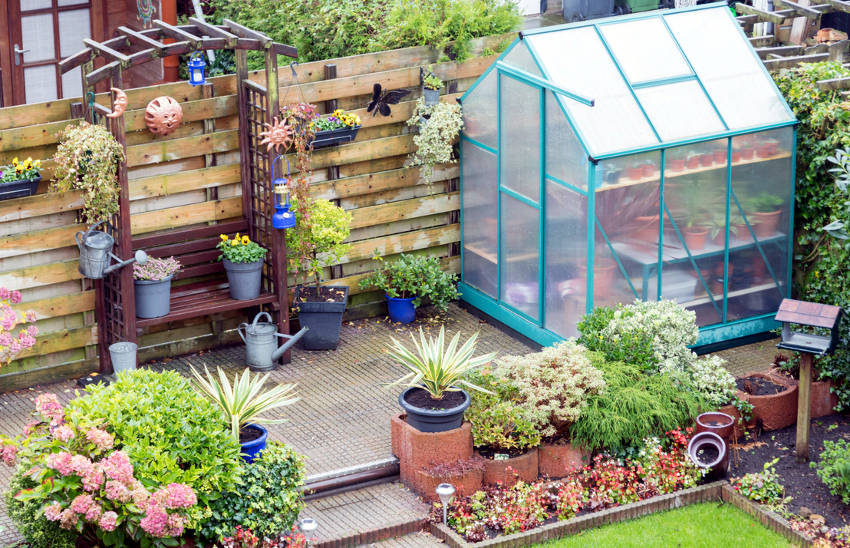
(730, 458), (790, 513)
(533, 503), (793, 548)
(812, 439), (850, 505)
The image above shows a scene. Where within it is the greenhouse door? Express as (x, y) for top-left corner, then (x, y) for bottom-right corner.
(496, 73), (544, 325)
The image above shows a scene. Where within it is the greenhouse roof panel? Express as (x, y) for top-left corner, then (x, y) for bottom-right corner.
(521, 2), (795, 157)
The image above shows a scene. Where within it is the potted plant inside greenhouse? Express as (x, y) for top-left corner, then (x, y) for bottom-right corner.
(0, 157), (42, 201)
(190, 365), (299, 463)
(133, 256), (181, 319)
(748, 192), (784, 238)
(217, 233), (267, 300)
(391, 326), (496, 433)
(358, 253), (459, 324)
(287, 196), (352, 350)
(311, 108), (362, 149)
(422, 69), (444, 106)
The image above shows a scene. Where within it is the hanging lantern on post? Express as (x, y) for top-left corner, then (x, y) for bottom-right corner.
(272, 155), (296, 230)
(187, 51), (207, 87)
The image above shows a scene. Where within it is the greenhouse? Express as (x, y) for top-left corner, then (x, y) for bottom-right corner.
(458, 2), (797, 347)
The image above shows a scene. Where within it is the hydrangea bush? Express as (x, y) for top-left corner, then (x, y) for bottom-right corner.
(0, 286), (37, 367)
(1, 394), (197, 547)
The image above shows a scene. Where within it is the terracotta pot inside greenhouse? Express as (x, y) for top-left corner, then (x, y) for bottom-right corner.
(753, 210), (782, 238)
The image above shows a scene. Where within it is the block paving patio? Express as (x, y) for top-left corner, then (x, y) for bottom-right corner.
(0, 304), (780, 546)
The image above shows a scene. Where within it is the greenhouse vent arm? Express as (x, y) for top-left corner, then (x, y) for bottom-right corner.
(494, 61), (595, 107)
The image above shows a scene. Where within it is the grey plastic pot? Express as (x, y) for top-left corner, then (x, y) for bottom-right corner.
(423, 87), (440, 106)
(108, 341), (137, 374)
(294, 285), (348, 350)
(134, 276), (172, 319)
(223, 259), (263, 300)
(398, 386), (470, 433)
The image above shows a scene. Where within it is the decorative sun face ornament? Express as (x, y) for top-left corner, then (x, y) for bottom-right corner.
(259, 116), (294, 153)
(106, 88), (128, 119)
(144, 96), (183, 136)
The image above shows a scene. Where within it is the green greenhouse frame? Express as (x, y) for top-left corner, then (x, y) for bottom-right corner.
(458, 2), (798, 347)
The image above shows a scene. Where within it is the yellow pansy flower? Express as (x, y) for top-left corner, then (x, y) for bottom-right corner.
(234, 232), (240, 241)
(220, 234), (228, 241)
(11, 157), (18, 166)
(241, 235), (250, 245)
(231, 239), (239, 247)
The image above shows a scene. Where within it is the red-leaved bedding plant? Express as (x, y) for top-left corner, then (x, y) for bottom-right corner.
(0, 393), (197, 547)
(431, 428), (704, 542)
(219, 525), (313, 548)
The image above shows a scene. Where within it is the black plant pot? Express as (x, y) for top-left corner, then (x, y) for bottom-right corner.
(310, 126), (361, 149)
(398, 386), (470, 433)
(0, 174), (41, 201)
(294, 285), (348, 350)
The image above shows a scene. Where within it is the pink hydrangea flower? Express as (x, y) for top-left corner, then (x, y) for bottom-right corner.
(139, 504), (169, 537)
(34, 393), (63, 422)
(85, 428), (114, 451)
(84, 503), (103, 523)
(44, 451), (74, 476)
(70, 454), (91, 475)
(102, 450), (134, 484)
(1, 444), (16, 466)
(43, 502), (63, 522)
(0, 333), (11, 346)
(99, 511), (118, 532)
(9, 290), (21, 304)
(131, 485), (150, 507)
(53, 425), (75, 442)
(105, 480), (131, 503)
(166, 513), (185, 537)
(58, 508), (78, 530)
(81, 463), (104, 492)
(0, 287), (9, 300)
(70, 493), (94, 515)
(163, 483), (196, 509)
(26, 311), (37, 323)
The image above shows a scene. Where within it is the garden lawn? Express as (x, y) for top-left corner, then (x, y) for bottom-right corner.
(536, 503), (792, 548)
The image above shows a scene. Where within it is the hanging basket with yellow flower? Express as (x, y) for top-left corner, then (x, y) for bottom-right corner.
(216, 233), (269, 300)
(309, 108), (361, 149)
(0, 156), (43, 201)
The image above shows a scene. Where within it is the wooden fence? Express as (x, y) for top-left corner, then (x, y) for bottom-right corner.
(0, 35), (509, 392)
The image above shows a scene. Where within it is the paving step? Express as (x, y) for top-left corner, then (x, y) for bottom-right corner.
(358, 531), (444, 547)
(303, 481), (430, 548)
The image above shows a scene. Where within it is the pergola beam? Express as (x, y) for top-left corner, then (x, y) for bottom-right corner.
(118, 26), (167, 50)
(83, 38), (132, 68)
(86, 60), (121, 86)
(189, 18), (239, 48)
(773, 0), (823, 18)
(154, 20), (202, 48)
(222, 19), (271, 44)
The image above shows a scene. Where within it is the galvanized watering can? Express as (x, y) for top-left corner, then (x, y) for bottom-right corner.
(238, 312), (309, 371)
(75, 220), (148, 279)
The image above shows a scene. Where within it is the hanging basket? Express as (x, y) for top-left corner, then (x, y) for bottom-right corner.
(310, 125), (361, 149)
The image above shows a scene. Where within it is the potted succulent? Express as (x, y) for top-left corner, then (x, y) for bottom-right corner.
(287, 197), (352, 350)
(358, 253), (459, 324)
(0, 157), (42, 201)
(748, 192), (784, 238)
(406, 97), (463, 183)
(190, 365), (299, 463)
(310, 108), (362, 149)
(422, 70), (444, 106)
(390, 326), (496, 433)
(217, 233), (267, 300)
(133, 256), (181, 319)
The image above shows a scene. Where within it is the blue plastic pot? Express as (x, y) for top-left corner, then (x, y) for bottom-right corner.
(240, 424), (268, 463)
(386, 295), (416, 324)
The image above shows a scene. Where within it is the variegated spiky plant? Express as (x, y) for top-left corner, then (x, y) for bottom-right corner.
(190, 365), (299, 441)
(388, 326), (496, 400)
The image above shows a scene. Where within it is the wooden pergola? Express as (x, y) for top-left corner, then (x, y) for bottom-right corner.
(60, 19), (297, 374)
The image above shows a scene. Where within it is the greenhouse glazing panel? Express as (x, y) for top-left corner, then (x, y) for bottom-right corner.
(545, 181), (587, 338)
(500, 194), (540, 320)
(545, 91), (587, 190)
(501, 41), (543, 76)
(665, 8), (794, 130)
(500, 75), (541, 202)
(635, 80), (726, 142)
(526, 28), (657, 156)
(595, 151), (661, 305)
(599, 17), (691, 84)
(727, 128), (793, 322)
(463, 71), (497, 149)
(461, 139), (499, 297)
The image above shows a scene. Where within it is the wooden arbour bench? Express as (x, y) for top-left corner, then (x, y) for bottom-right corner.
(60, 18), (296, 373)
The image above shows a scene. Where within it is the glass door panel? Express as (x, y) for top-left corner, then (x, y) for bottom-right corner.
(500, 194), (540, 320)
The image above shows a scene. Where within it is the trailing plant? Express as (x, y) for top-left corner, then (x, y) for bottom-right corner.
(200, 442), (305, 543)
(569, 354), (705, 452)
(65, 369), (241, 527)
(133, 256), (181, 281)
(495, 341), (605, 440)
(811, 439), (850, 504)
(465, 369), (540, 452)
(388, 326), (496, 399)
(0, 394), (198, 547)
(406, 97), (463, 182)
(358, 253), (459, 310)
(0, 156), (41, 183)
(190, 365), (299, 441)
(218, 233), (268, 264)
(731, 458), (789, 509)
(285, 196), (351, 289)
(0, 287), (38, 367)
(51, 122), (125, 224)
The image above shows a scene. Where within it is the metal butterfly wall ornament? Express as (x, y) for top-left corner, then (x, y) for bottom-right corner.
(366, 83), (410, 117)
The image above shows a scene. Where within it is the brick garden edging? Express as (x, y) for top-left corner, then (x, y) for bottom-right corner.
(429, 481), (814, 547)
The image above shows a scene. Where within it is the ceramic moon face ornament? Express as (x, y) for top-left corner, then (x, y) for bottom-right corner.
(144, 96), (183, 136)
(106, 88), (128, 118)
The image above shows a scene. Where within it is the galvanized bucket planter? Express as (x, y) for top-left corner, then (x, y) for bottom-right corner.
(134, 276), (173, 319)
(223, 259), (263, 300)
(109, 341), (137, 374)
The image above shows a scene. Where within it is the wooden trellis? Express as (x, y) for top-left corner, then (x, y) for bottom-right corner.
(60, 19), (295, 373)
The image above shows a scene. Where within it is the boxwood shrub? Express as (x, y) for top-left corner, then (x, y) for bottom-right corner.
(5, 464), (76, 548)
(200, 441), (305, 543)
(66, 369), (241, 527)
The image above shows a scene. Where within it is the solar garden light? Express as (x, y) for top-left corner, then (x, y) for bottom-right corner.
(299, 518), (318, 544)
(187, 51), (207, 86)
(435, 483), (456, 525)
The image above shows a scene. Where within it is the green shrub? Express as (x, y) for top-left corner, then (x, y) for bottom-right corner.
(569, 354), (705, 452)
(812, 439), (850, 504)
(5, 465), (75, 548)
(66, 369), (241, 526)
(465, 369), (541, 452)
(359, 253), (459, 311)
(200, 442), (305, 543)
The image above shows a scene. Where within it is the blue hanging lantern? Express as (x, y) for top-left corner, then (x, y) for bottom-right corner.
(187, 52), (206, 87)
(272, 155), (296, 230)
